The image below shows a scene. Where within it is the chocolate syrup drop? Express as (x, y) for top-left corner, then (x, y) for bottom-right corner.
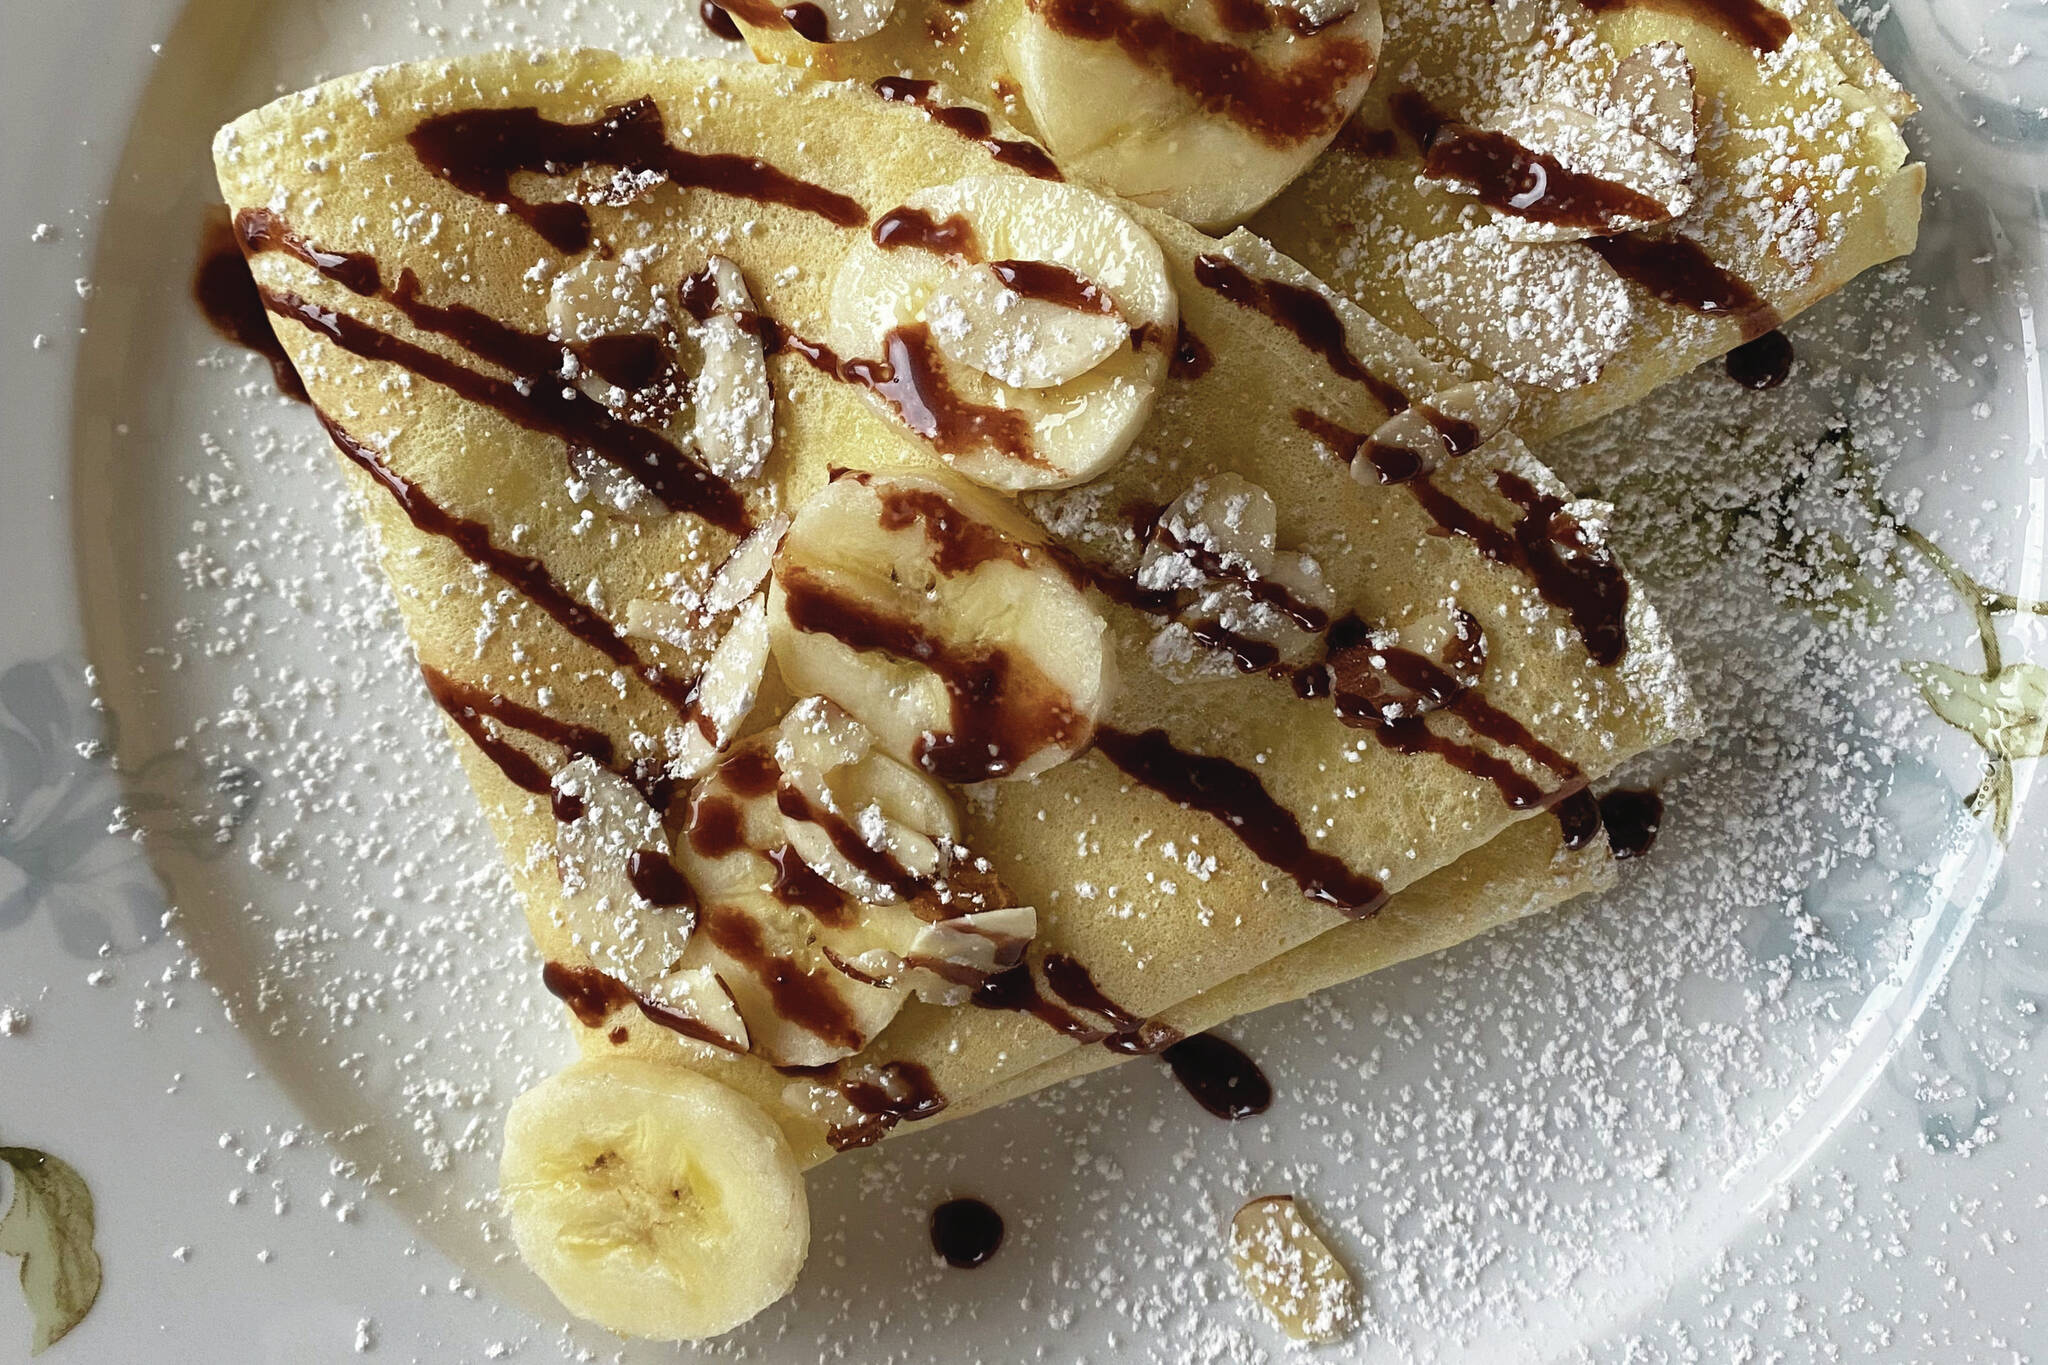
(1598, 787), (1664, 858)
(1724, 330), (1794, 390)
(930, 1198), (1005, 1268)
(1162, 1033), (1272, 1120)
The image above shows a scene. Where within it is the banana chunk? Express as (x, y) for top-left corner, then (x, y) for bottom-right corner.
(1228, 1194), (1359, 1343)
(827, 174), (1176, 490)
(673, 702), (1037, 1065)
(768, 468), (1115, 782)
(1006, 0), (1384, 229)
(501, 1057), (809, 1341)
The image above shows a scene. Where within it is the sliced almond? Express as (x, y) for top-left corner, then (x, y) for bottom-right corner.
(671, 594), (772, 780)
(1326, 605), (1487, 720)
(682, 256), (774, 483)
(1352, 379), (1519, 487)
(1403, 227), (1634, 390)
(925, 264), (1127, 390)
(639, 964), (753, 1052)
(1228, 1194), (1359, 1344)
(547, 252), (667, 345)
(899, 904), (1038, 1004)
(707, 516), (790, 618)
(1608, 41), (1698, 158)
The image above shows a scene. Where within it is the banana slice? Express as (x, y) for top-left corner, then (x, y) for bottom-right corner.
(768, 469), (1115, 782)
(1137, 473), (1337, 679)
(826, 174), (1175, 490)
(501, 1057), (808, 1341)
(1228, 1194), (1358, 1343)
(1004, 0), (1384, 229)
(672, 704), (1035, 1065)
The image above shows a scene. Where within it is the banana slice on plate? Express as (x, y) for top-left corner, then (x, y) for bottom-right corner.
(827, 173), (1176, 490)
(1004, 0), (1384, 229)
(501, 1057), (809, 1341)
(768, 468), (1115, 782)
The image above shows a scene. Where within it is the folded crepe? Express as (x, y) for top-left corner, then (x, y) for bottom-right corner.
(729, 0), (1923, 438)
(213, 49), (1693, 1339)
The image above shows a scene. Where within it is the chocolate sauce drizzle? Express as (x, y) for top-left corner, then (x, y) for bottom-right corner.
(193, 208), (307, 401)
(872, 77), (1063, 180)
(701, 904), (872, 1056)
(419, 665), (623, 819)
(822, 1060), (949, 1150)
(1191, 253), (1409, 412)
(406, 97), (863, 257)
(972, 954), (1179, 1052)
(1578, 0), (1790, 53)
(1034, 0), (1375, 146)
(1093, 727), (1387, 915)
(1585, 233), (1778, 338)
(872, 207), (1118, 316)
(1424, 123), (1670, 234)
(776, 564), (1087, 783)
(1494, 471), (1631, 669)
(315, 413), (703, 714)
(1162, 1032), (1272, 1119)
(255, 266), (748, 534)
(540, 962), (742, 1051)
(930, 1198), (1005, 1268)
(1170, 322), (1214, 380)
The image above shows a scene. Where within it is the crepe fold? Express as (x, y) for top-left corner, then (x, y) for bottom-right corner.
(214, 49), (1695, 1164)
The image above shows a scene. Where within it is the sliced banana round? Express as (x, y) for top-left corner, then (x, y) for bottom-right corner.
(1137, 473), (1337, 678)
(1004, 0), (1383, 229)
(671, 710), (1037, 1063)
(827, 175), (1175, 491)
(768, 469), (1115, 783)
(501, 1057), (808, 1342)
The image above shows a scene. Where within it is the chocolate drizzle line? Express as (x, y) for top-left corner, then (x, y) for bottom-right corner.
(193, 208), (307, 402)
(971, 955), (1177, 1053)
(777, 564), (1087, 783)
(1162, 1032), (1272, 1119)
(419, 665), (620, 818)
(406, 97), (865, 255)
(1191, 253), (1409, 413)
(313, 413), (703, 715)
(823, 1060), (949, 1150)
(1585, 233), (1778, 338)
(542, 962), (744, 1051)
(1423, 123), (1670, 234)
(872, 77), (1064, 180)
(1578, 0), (1790, 52)
(701, 905), (871, 1055)
(257, 277), (747, 534)
(1033, 0), (1375, 146)
(871, 207), (1119, 317)
(1093, 727), (1386, 915)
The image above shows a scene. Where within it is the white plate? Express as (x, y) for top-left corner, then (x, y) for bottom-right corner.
(2, 0), (2044, 1359)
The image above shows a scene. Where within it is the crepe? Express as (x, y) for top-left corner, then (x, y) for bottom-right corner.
(213, 50), (1693, 1178)
(729, 0), (1922, 439)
